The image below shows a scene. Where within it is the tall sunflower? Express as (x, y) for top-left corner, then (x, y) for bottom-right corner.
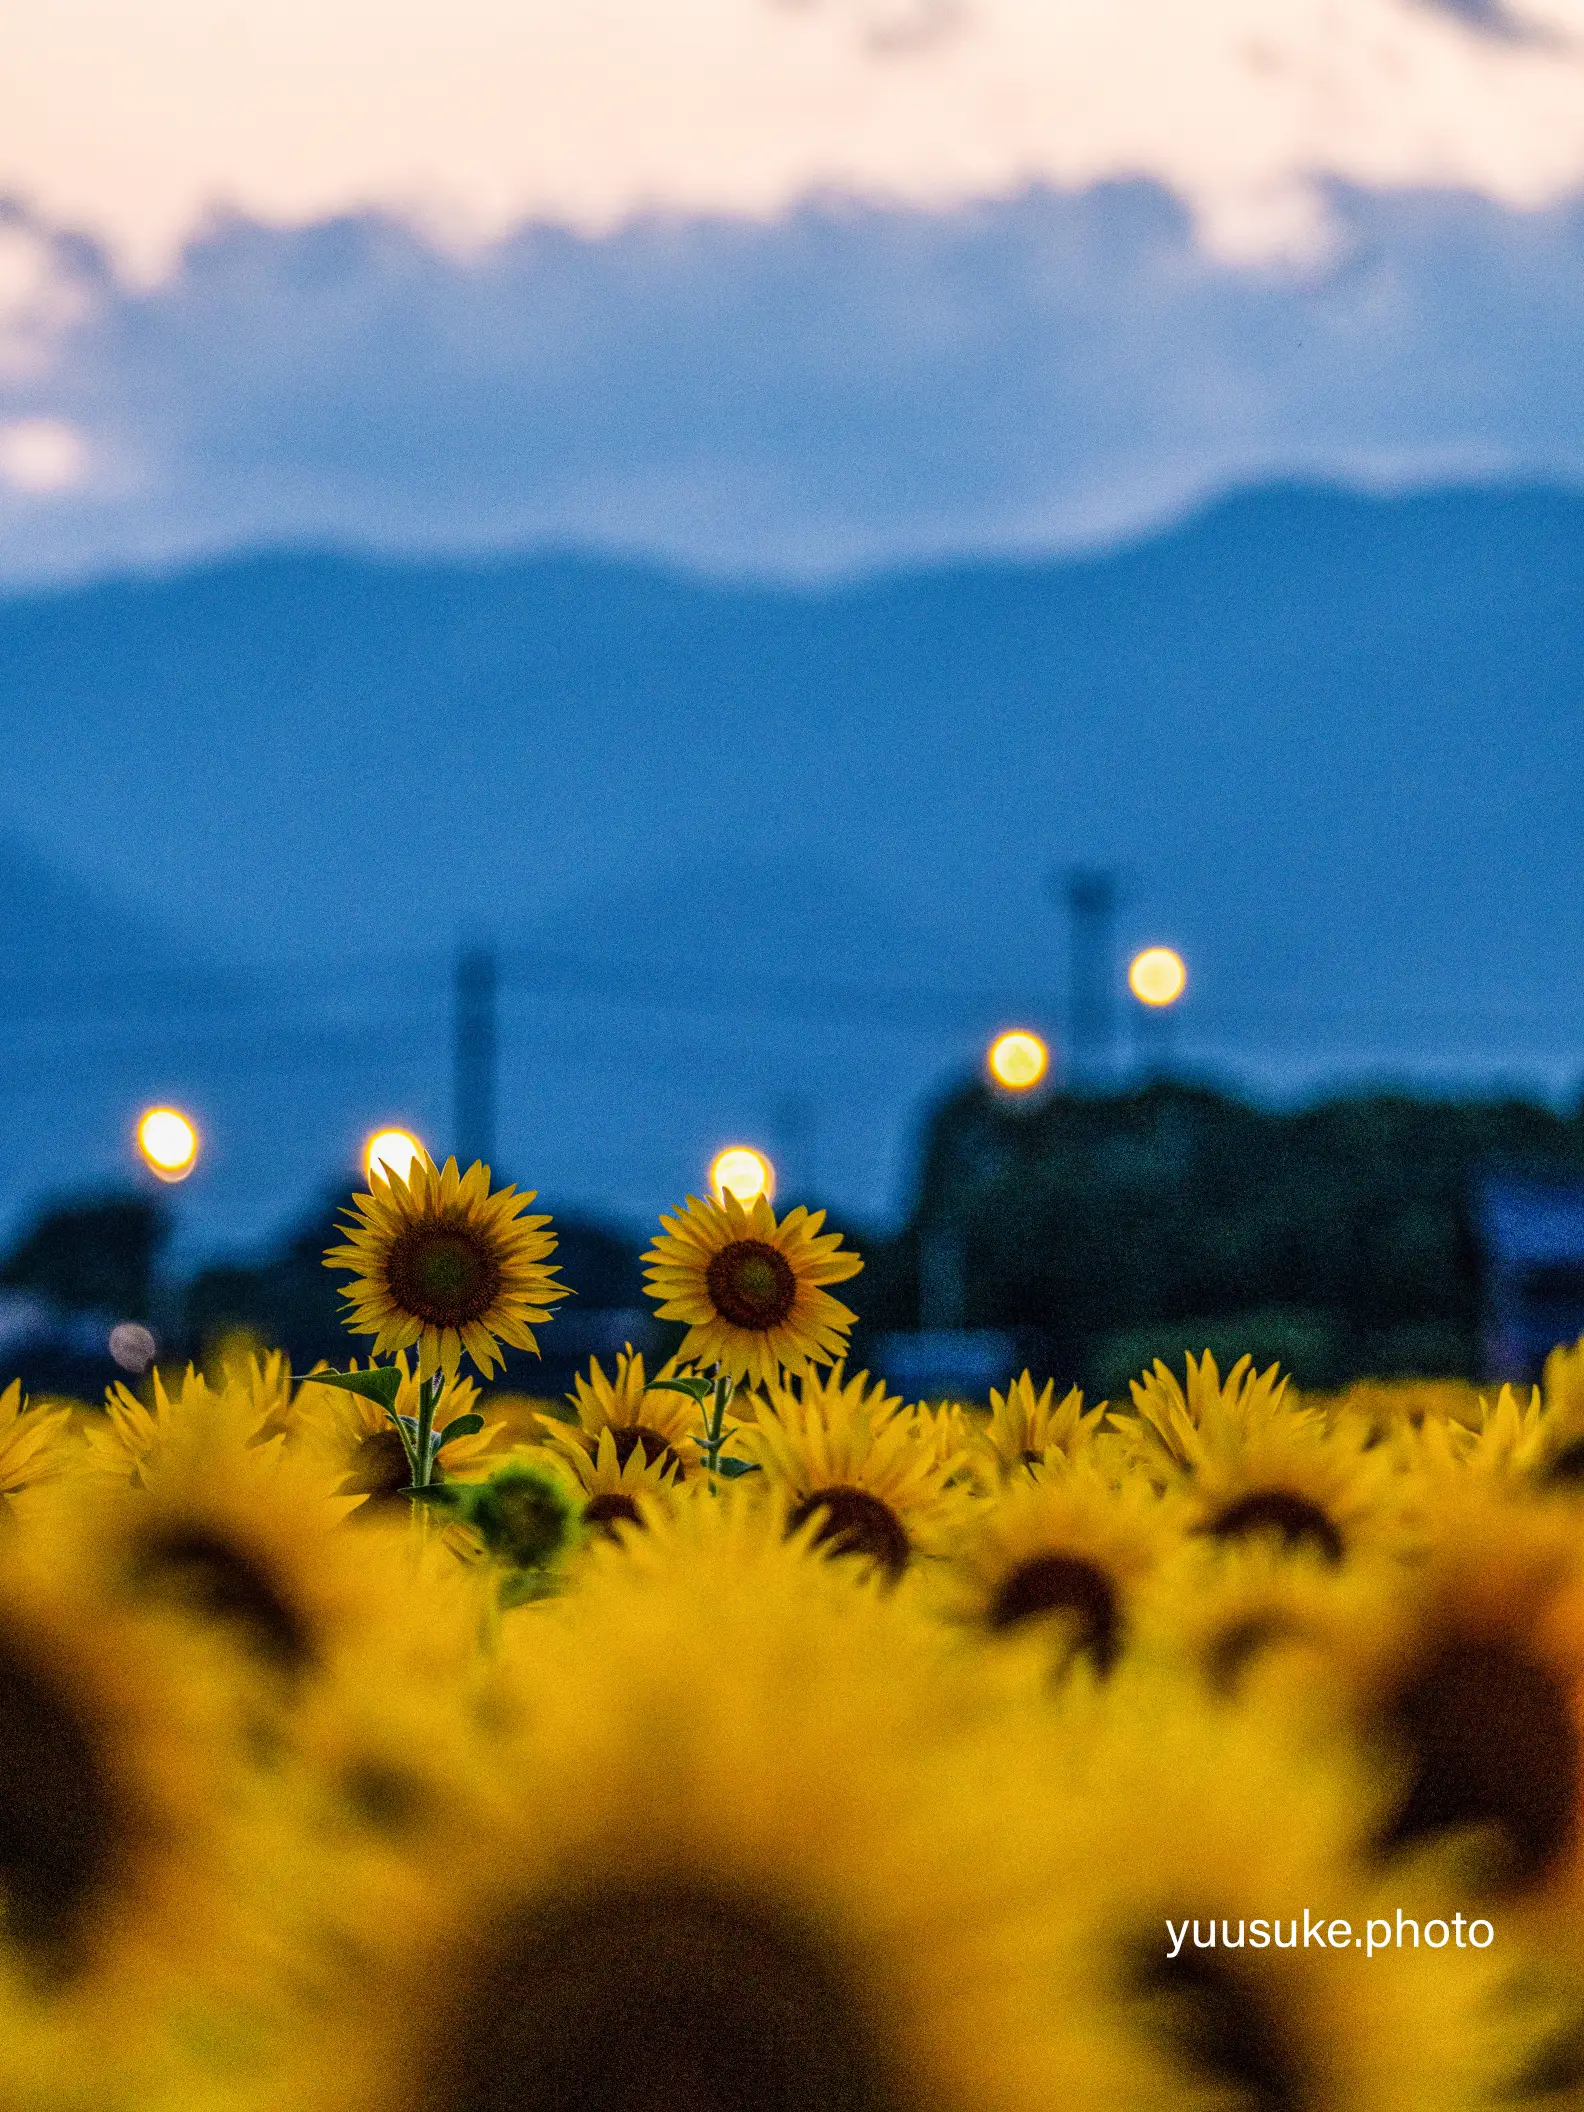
(642, 1190), (862, 1386)
(276, 1503), (1106, 2112)
(325, 1154), (565, 1382)
(742, 1365), (970, 1582)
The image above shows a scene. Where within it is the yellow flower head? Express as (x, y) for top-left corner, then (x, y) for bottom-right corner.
(0, 1379), (74, 1505)
(1112, 1350), (1304, 1481)
(642, 1190), (862, 1386)
(940, 1463), (1180, 1677)
(557, 1344), (709, 1478)
(742, 1364), (969, 1581)
(325, 1153), (565, 1381)
(981, 1371), (1108, 1480)
(294, 1354), (499, 1521)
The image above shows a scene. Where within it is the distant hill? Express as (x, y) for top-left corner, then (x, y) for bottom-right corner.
(0, 481), (1581, 1247)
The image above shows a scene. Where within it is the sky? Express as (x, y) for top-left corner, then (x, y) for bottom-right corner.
(3, 0), (1584, 578)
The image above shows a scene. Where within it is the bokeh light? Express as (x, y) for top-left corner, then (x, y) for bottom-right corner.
(136, 1106), (198, 1181)
(365, 1127), (424, 1184)
(987, 1029), (1049, 1092)
(710, 1144), (775, 1206)
(1128, 946), (1187, 1007)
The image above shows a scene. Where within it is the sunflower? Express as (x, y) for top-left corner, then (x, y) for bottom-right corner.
(293, 1354), (501, 1521)
(538, 1426), (689, 1543)
(642, 1190), (862, 1386)
(276, 1502), (1106, 2112)
(549, 1343), (716, 1482)
(978, 1371), (1108, 1481)
(82, 1364), (222, 1486)
(938, 1464), (1180, 1677)
(0, 1380), (75, 1508)
(1111, 1351), (1305, 1484)
(1310, 1478), (1584, 1919)
(741, 1365), (971, 1582)
(74, 1379), (424, 1694)
(1177, 1403), (1410, 1568)
(0, 1511), (284, 2104)
(1305, 1376), (1485, 1452)
(325, 1153), (565, 1382)
(1042, 1667), (1531, 2112)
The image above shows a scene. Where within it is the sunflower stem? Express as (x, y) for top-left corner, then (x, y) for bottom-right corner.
(700, 1368), (734, 1477)
(412, 1371), (444, 1490)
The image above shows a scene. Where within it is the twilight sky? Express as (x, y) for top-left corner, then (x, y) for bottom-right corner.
(2, 0), (1584, 580)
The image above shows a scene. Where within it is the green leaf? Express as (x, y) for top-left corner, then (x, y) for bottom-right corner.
(300, 1366), (403, 1413)
(712, 1458), (761, 1479)
(434, 1412), (484, 1448)
(647, 1377), (713, 1403)
(402, 1483), (464, 1507)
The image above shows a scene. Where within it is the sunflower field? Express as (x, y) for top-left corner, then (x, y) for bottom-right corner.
(6, 1151), (1584, 2112)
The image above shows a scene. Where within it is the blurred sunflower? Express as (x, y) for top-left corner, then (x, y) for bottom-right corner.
(642, 1190), (862, 1386)
(83, 1364), (222, 1487)
(979, 1371), (1107, 1481)
(1316, 1480), (1584, 1916)
(743, 1366), (969, 1582)
(294, 1355), (499, 1521)
(1132, 1537), (1391, 1706)
(1529, 1339), (1584, 1487)
(0, 1380), (74, 1509)
(285, 1503), (1103, 2112)
(78, 1383), (412, 1692)
(939, 1462), (1177, 1677)
(1307, 1377), (1484, 1453)
(325, 1153), (565, 1382)
(1180, 1405), (1407, 1568)
(0, 1516), (277, 2102)
(1046, 1669), (1529, 2112)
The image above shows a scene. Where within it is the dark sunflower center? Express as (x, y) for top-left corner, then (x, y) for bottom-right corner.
(1541, 1437), (1584, 1485)
(0, 1635), (123, 1975)
(1381, 1636), (1578, 1889)
(384, 1219), (503, 1329)
(705, 1240), (797, 1332)
(609, 1425), (688, 1480)
(1206, 1614), (1308, 1698)
(583, 1492), (646, 1541)
(131, 1527), (313, 1675)
(1139, 1941), (1309, 2112)
(786, 1487), (911, 1581)
(340, 1425), (426, 1513)
(986, 1553), (1121, 1673)
(1202, 1491), (1344, 1566)
(433, 1879), (902, 2112)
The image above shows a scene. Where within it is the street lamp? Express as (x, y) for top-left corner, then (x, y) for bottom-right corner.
(710, 1145), (775, 1206)
(365, 1127), (424, 1185)
(987, 1029), (1050, 1093)
(137, 1106), (199, 1182)
(1128, 947), (1187, 1076)
(1128, 947), (1187, 1007)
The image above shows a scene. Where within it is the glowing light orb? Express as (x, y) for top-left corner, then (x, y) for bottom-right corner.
(710, 1145), (775, 1206)
(1128, 947), (1187, 1007)
(987, 1030), (1049, 1091)
(365, 1127), (424, 1184)
(137, 1106), (198, 1180)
